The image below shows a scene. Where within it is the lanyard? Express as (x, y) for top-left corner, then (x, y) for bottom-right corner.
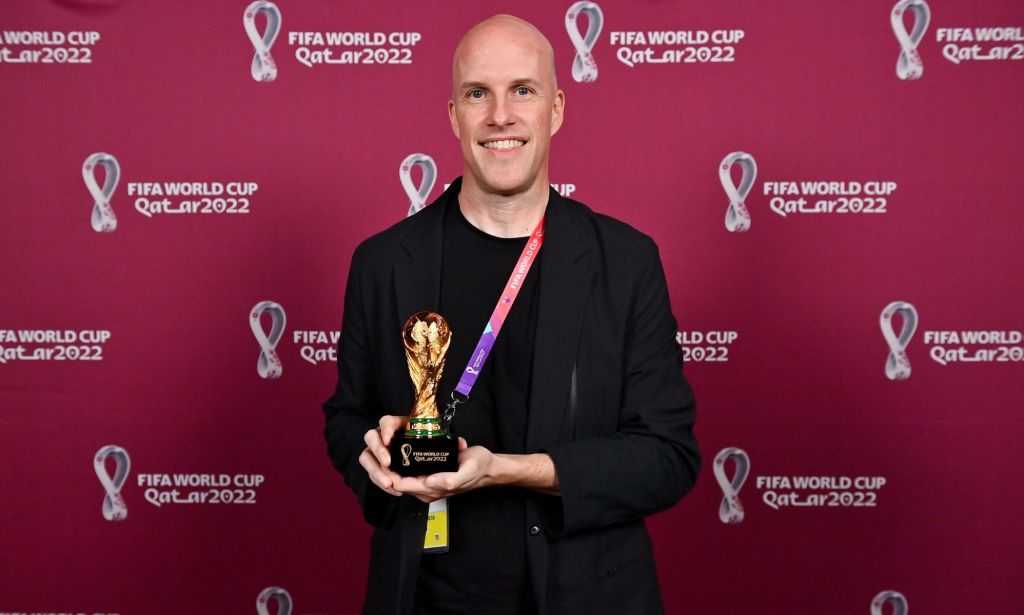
(442, 215), (546, 430)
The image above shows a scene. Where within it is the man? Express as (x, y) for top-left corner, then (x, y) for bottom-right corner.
(324, 14), (699, 615)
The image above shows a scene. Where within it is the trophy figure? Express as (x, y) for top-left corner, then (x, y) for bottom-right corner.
(390, 311), (460, 476)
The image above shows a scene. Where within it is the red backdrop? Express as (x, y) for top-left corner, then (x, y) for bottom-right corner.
(2, 1), (1023, 613)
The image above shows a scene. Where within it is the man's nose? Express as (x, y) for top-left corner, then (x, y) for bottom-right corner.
(487, 95), (515, 127)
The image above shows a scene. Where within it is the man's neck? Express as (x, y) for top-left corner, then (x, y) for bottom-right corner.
(457, 176), (549, 238)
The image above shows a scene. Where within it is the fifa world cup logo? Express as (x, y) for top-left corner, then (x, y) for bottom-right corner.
(83, 152), (120, 233)
(565, 2), (604, 83)
(256, 586), (292, 615)
(891, 0), (930, 80)
(400, 153), (437, 217)
(713, 447), (750, 524)
(251, 300), (286, 379)
(720, 152), (757, 232)
(244, 1), (282, 82)
(871, 590), (908, 615)
(94, 445), (130, 521)
(880, 301), (918, 380)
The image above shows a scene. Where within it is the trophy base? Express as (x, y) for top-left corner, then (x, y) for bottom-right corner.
(390, 430), (459, 476)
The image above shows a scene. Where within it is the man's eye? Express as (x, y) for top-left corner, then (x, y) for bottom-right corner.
(515, 86), (531, 95)
(468, 89), (484, 99)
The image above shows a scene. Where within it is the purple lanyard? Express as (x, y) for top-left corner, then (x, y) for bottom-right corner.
(443, 216), (546, 427)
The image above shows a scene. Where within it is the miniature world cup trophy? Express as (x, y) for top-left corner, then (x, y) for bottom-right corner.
(390, 311), (460, 476)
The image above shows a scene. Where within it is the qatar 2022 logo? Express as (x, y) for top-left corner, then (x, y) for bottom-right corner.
(83, 152), (120, 233)
(94, 445), (130, 521)
(250, 300), (286, 379)
(713, 447), (750, 524)
(565, 2), (604, 83)
(872, 590), (908, 615)
(880, 301), (918, 380)
(244, 1), (282, 82)
(891, 0), (930, 79)
(719, 152), (757, 233)
(257, 587), (292, 615)
(400, 153), (437, 217)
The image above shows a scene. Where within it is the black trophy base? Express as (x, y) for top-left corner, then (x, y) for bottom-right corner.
(390, 431), (460, 476)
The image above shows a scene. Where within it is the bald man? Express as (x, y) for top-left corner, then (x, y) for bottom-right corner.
(324, 15), (699, 615)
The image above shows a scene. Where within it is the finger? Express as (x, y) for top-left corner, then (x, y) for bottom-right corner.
(363, 428), (391, 468)
(363, 426), (382, 448)
(359, 449), (401, 496)
(379, 469), (404, 496)
(457, 437), (468, 452)
(376, 440), (391, 469)
(393, 475), (443, 499)
(358, 448), (390, 488)
(425, 472), (458, 491)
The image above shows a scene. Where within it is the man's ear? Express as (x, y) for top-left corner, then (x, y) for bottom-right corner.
(550, 90), (565, 136)
(448, 99), (460, 139)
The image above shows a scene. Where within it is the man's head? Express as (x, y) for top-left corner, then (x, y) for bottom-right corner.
(449, 15), (565, 198)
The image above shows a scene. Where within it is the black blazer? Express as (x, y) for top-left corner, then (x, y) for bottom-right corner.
(324, 178), (700, 614)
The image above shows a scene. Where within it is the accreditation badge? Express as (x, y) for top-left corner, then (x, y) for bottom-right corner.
(423, 497), (449, 553)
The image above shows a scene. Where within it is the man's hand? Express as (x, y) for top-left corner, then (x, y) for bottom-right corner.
(359, 415), (478, 503)
(391, 445), (561, 503)
(392, 441), (491, 503)
(360, 415), (560, 503)
(358, 415), (408, 497)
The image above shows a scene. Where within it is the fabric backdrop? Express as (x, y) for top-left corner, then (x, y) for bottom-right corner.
(2, 1), (1022, 613)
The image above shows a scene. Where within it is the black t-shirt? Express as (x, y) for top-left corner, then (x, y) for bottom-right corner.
(414, 202), (541, 615)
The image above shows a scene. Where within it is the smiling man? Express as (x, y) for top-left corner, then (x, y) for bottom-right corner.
(447, 15), (562, 236)
(324, 14), (699, 615)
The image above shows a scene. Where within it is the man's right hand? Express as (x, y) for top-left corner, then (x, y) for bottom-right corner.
(359, 415), (407, 497)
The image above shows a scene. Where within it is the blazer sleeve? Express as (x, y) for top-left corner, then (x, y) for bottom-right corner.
(323, 244), (399, 527)
(543, 237), (700, 536)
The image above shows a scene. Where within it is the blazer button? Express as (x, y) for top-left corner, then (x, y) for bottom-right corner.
(529, 525), (540, 536)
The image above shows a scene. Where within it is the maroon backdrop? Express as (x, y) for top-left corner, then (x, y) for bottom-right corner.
(2, 1), (1023, 613)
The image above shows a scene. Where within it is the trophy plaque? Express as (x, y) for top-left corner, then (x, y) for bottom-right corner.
(389, 311), (460, 476)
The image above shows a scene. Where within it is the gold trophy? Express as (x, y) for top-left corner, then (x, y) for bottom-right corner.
(390, 311), (459, 476)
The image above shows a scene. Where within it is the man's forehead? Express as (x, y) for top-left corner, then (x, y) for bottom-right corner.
(452, 15), (557, 88)
(454, 47), (548, 80)
(456, 14), (550, 51)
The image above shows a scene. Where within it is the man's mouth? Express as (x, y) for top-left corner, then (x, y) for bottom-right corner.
(481, 139), (527, 150)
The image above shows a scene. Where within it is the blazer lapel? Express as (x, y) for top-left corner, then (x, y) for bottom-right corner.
(527, 190), (593, 451)
(394, 183), (452, 329)
(386, 182), (451, 409)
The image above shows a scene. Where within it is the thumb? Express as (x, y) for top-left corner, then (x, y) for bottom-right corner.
(458, 437), (468, 452)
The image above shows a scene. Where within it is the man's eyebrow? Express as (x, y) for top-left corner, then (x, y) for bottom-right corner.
(510, 78), (542, 87)
(458, 78), (544, 91)
(458, 81), (490, 92)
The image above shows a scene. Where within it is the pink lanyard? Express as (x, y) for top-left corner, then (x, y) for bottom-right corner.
(443, 216), (546, 428)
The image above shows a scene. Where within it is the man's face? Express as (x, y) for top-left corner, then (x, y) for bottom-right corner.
(449, 22), (564, 197)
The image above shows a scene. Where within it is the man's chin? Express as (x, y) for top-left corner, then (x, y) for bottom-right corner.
(486, 182), (531, 197)
(469, 173), (542, 198)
